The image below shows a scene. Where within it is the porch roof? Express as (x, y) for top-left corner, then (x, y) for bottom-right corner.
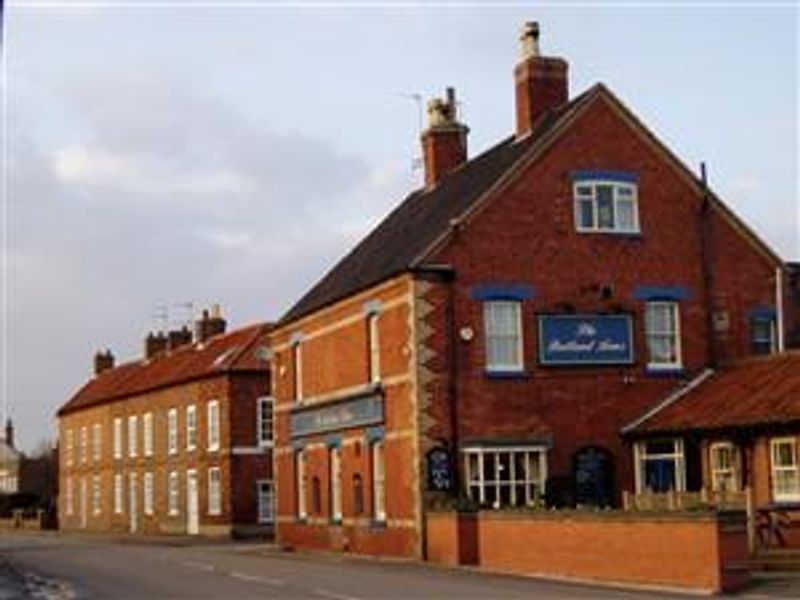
(625, 352), (800, 436)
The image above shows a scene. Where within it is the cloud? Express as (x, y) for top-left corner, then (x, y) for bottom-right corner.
(52, 146), (254, 196)
(6, 69), (418, 451)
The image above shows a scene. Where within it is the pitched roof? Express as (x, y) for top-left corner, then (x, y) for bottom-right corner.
(280, 89), (595, 325)
(625, 352), (800, 436)
(281, 82), (783, 326)
(57, 323), (271, 417)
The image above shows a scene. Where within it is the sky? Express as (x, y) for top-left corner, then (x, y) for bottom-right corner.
(2, 1), (798, 452)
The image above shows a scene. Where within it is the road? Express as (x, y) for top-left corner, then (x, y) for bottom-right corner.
(0, 532), (787, 599)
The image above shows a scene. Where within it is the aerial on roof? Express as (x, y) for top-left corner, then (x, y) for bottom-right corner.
(57, 323), (271, 417)
(625, 352), (800, 436)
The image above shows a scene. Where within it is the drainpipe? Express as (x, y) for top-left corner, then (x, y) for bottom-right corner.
(699, 163), (718, 368)
(776, 266), (786, 353)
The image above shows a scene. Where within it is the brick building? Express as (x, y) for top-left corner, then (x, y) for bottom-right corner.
(269, 23), (793, 558)
(57, 309), (275, 537)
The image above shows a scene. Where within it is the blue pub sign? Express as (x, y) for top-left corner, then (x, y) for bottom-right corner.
(538, 314), (634, 365)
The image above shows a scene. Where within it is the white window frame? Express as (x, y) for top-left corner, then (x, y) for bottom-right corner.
(92, 423), (102, 462)
(296, 450), (307, 519)
(65, 476), (74, 516)
(92, 474), (101, 515)
(573, 179), (640, 234)
(127, 415), (138, 458)
(143, 471), (153, 516)
(186, 405), (197, 452)
(771, 437), (800, 502)
(368, 313), (381, 384)
(645, 301), (683, 370)
(207, 467), (222, 516)
(293, 342), (303, 402)
(372, 440), (386, 522)
(330, 446), (342, 522)
(143, 412), (153, 458)
(257, 397), (273, 447)
(168, 471), (180, 516)
(113, 473), (123, 514)
(462, 446), (548, 508)
(207, 401), (220, 452)
(66, 429), (74, 466)
(257, 480), (275, 524)
(113, 418), (122, 460)
(710, 441), (739, 492)
(634, 438), (686, 493)
(167, 408), (178, 455)
(80, 426), (87, 464)
(483, 300), (524, 373)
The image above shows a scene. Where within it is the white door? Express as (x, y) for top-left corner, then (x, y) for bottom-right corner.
(186, 470), (199, 535)
(79, 477), (87, 529)
(128, 473), (138, 533)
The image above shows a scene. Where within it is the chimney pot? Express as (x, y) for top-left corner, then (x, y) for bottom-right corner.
(145, 331), (168, 359)
(195, 305), (227, 343)
(421, 87), (469, 187)
(514, 22), (569, 138)
(93, 348), (115, 375)
(519, 21), (540, 59)
(4, 418), (13, 449)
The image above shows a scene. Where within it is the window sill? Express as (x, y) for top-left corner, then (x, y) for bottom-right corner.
(644, 366), (685, 378)
(484, 370), (529, 380)
(575, 229), (643, 239)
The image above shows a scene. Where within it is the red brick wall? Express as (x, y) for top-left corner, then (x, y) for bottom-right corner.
(473, 511), (748, 593)
(58, 370), (270, 536)
(421, 94), (782, 498)
(271, 276), (422, 557)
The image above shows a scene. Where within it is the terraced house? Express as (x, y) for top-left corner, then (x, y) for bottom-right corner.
(57, 308), (275, 537)
(269, 23), (794, 558)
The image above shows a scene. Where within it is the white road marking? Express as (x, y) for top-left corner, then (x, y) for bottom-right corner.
(312, 588), (364, 600)
(179, 561), (215, 572)
(228, 571), (286, 586)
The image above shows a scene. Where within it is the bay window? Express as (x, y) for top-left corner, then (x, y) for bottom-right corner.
(463, 446), (547, 508)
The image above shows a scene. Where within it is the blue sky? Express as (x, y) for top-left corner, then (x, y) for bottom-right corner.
(3, 2), (798, 450)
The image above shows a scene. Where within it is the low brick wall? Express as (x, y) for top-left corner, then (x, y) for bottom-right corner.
(426, 510), (749, 594)
(0, 510), (46, 531)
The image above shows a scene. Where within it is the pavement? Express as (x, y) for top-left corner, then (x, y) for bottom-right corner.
(0, 531), (798, 599)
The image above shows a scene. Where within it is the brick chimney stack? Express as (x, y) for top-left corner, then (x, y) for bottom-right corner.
(4, 418), (13, 449)
(145, 331), (168, 359)
(420, 87), (469, 188)
(514, 22), (569, 138)
(167, 326), (193, 351)
(93, 349), (115, 376)
(194, 304), (227, 344)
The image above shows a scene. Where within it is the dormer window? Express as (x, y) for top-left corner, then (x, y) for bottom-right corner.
(574, 177), (639, 234)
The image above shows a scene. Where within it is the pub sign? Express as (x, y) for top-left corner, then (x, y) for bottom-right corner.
(538, 314), (634, 365)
